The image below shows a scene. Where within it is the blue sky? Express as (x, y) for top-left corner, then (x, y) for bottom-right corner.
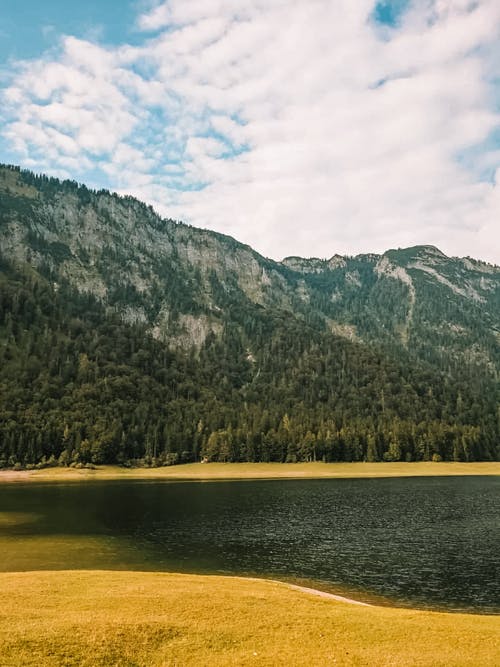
(373, 0), (411, 27)
(0, 1), (411, 59)
(0, 0), (141, 61)
(1, 0), (499, 263)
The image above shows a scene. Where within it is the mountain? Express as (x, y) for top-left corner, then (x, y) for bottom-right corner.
(0, 163), (498, 466)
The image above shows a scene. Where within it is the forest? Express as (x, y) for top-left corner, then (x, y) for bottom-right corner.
(0, 255), (497, 467)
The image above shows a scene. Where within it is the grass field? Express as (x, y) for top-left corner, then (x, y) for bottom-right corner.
(0, 570), (498, 666)
(1, 460), (499, 483)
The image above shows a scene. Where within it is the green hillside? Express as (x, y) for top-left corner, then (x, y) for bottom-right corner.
(0, 164), (498, 466)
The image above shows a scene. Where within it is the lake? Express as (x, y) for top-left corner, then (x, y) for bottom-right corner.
(0, 476), (498, 612)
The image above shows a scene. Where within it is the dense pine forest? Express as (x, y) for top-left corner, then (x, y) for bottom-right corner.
(0, 164), (498, 466)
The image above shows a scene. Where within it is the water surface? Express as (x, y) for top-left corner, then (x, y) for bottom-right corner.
(0, 476), (498, 612)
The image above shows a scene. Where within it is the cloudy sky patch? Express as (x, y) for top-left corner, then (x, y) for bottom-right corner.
(1, 0), (499, 263)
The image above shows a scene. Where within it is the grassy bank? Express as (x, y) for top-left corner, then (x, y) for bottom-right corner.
(0, 571), (498, 666)
(1, 461), (499, 483)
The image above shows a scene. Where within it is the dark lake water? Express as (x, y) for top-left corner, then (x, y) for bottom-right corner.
(1, 476), (499, 612)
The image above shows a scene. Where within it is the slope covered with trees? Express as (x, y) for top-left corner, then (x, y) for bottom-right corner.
(0, 164), (498, 465)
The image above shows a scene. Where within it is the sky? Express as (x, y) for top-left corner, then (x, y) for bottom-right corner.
(1, 0), (500, 264)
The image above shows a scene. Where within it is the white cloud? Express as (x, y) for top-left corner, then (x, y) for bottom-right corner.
(1, 0), (500, 263)
(137, 2), (171, 31)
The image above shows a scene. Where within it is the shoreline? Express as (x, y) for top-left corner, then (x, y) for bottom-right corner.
(265, 577), (497, 615)
(1, 568), (495, 614)
(276, 581), (372, 607)
(2, 567), (491, 614)
(1, 461), (499, 484)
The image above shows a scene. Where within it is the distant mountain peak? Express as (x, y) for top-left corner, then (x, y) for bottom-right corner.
(383, 245), (448, 266)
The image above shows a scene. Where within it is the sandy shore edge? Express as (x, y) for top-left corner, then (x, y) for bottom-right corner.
(0, 471), (35, 481)
(284, 582), (372, 606)
(238, 576), (373, 606)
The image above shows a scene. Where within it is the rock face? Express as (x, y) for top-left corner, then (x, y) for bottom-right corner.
(0, 163), (499, 364)
(281, 255), (347, 273)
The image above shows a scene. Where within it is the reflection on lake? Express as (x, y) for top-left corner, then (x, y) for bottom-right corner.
(0, 476), (498, 612)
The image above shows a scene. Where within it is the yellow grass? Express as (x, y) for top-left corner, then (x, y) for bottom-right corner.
(0, 570), (498, 666)
(1, 461), (499, 483)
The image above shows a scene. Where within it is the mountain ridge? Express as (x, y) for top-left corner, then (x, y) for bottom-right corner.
(2, 162), (498, 269)
(0, 163), (498, 466)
